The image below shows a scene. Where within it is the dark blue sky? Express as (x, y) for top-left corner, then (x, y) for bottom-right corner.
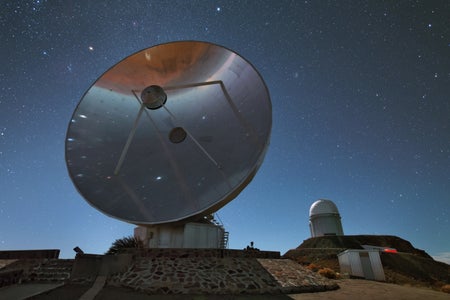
(1, 1), (449, 262)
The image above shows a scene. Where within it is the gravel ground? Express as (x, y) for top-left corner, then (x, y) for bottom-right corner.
(3, 279), (449, 300)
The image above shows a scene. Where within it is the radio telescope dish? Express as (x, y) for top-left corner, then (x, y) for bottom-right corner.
(66, 41), (272, 225)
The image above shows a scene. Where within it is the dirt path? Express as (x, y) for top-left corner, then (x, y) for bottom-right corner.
(289, 279), (449, 300)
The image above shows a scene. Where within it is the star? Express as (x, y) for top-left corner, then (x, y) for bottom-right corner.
(1, 0), (449, 262)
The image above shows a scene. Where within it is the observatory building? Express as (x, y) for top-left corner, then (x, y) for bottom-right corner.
(309, 199), (344, 237)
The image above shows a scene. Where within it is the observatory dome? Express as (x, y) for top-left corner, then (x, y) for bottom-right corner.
(309, 199), (340, 217)
(309, 199), (344, 237)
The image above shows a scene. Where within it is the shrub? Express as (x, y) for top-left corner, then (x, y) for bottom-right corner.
(306, 263), (320, 272)
(318, 267), (337, 279)
(105, 236), (143, 255)
(295, 257), (308, 265)
(441, 284), (450, 293)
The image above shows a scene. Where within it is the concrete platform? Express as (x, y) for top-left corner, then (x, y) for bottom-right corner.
(27, 284), (296, 300)
(0, 283), (63, 300)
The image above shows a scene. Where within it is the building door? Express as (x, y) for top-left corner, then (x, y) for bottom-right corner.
(359, 252), (375, 280)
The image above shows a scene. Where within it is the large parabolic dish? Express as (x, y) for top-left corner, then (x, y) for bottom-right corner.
(66, 41), (272, 225)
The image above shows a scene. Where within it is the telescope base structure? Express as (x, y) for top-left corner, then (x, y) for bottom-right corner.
(134, 222), (228, 249)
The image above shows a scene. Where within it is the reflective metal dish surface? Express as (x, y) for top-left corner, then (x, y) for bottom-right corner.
(66, 41), (272, 224)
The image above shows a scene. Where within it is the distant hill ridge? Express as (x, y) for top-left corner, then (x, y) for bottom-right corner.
(296, 235), (432, 259)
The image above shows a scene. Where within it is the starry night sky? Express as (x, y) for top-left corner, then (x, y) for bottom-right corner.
(1, 1), (449, 262)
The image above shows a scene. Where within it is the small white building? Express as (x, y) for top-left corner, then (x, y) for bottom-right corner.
(338, 249), (385, 281)
(309, 199), (344, 237)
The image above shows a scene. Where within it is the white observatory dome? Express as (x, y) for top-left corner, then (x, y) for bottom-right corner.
(309, 199), (344, 237)
(309, 199), (340, 217)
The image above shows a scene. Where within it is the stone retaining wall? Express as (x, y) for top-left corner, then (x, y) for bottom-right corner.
(108, 249), (337, 295)
(0, 250), (60, 259)
(258, 259), (338, 293)
(109, 256), (280, 294)
(129, 248), (280, 259)
(0, 269), (23, 288)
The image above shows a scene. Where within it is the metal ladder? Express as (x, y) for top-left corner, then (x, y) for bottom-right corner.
(221, 231), (229, 249)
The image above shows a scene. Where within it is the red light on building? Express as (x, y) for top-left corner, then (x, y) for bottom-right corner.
(383, 248), (397, 253)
